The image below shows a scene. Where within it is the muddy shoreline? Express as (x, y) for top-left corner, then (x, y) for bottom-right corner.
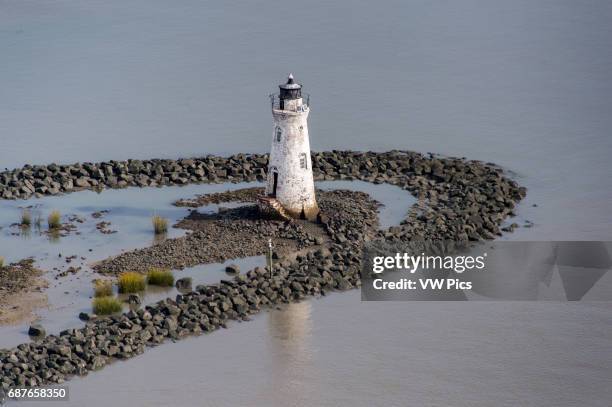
(93, 189), (349, 275)
(0, 259), (47, 326)
(0, 150), (524, 392)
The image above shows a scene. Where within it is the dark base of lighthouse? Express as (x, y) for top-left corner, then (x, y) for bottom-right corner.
(297, 205), (320, 222)
(257, 196), (319, 222)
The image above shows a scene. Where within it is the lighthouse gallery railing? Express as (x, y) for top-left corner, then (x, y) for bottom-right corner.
(269, 93), (310, 112)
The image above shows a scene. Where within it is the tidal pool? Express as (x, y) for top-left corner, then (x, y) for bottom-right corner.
(0, 182), (257, 347)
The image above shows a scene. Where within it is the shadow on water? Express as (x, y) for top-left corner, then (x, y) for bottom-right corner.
(266, 302), (314, 404)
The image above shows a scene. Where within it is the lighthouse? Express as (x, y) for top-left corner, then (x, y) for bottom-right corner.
(263, 74), (319, 221)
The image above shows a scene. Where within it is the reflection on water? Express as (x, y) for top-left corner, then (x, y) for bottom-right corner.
(19, 225), (31, 239)
(269, 302), (313, 367)
(47, 229), (61, 244)
(267, 301), (314, 406)
(12, 291), (612, 407)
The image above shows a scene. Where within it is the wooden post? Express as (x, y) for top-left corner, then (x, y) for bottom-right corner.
(268, 238), (273, 279)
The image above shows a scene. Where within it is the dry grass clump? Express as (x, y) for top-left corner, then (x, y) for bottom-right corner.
(0, 256), (4, 268)
(21, 209), (32, 226)
(47, 210), (61, 229)
(152, 215), (168, 235)
(92, 296), (122, 315)
(93, 280), (113, 297)
(117, 272), (146, 293)
(146, 268), (174, 286)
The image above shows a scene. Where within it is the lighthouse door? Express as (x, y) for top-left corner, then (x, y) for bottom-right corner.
(272, 172), (278, 197)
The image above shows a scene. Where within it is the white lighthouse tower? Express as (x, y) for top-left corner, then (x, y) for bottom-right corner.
(263, 74), (319, 221)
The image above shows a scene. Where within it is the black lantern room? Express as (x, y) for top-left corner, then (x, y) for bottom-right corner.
(279, 74), (302, 101)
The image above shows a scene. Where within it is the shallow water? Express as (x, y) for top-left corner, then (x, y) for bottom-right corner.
(0, 182), (256, 347)
(1, 0), (611, 405)
(1, 0), (611, 240)
(12, 293), (612, 407)
(0, 180), (415, 348)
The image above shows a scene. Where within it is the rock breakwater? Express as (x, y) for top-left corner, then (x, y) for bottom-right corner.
(0, 150), (525, 391)
(0, 150), (525, 242)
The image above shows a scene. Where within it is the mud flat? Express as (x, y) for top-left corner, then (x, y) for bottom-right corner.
(93, 201), (321, 275)
(0, 150), (524, 391)
(0, 259), (47, 326)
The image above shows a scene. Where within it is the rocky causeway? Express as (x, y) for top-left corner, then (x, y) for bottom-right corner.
(0, 150), (525, 392)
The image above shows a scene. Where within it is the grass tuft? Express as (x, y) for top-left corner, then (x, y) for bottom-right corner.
(21, 209), (32, 226)
(47, 210), (61, 229)
(0, 256), (4, 268)
(92, 296), (122, 315)
(118, 272), (146, 293)
(152, 215), (168, 235)
(93, 280), (113, 297)
(146, 267), (174, 286)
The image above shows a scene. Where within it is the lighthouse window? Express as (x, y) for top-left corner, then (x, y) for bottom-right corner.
(275, 127), (282, 142)
(299, 153), (308, 169)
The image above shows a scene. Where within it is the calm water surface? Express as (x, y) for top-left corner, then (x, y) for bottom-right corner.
(0, 181), (414, 348)
(1, 0), (611, 405)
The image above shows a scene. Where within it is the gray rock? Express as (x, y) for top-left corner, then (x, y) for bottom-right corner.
(175, 277), (192, 290)
(75, 177), (90, 188)
(163, 317), (178, 332)
(225, 264), (240, 274)
(91, 356), (106, 370)
(78, 312), (93, 321)
(28, 324), (46, 337)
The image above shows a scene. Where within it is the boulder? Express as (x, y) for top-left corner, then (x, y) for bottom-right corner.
(225, 264), (240, 274)
(28, 324), (46, 337)
(175, 277), (192, 290)
(163, 317), (178, 332)
(79, 312), (94, 321)
(75, 177), (90, 188)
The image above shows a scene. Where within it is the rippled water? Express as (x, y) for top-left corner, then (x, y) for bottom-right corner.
(1, 0), (611, 405)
